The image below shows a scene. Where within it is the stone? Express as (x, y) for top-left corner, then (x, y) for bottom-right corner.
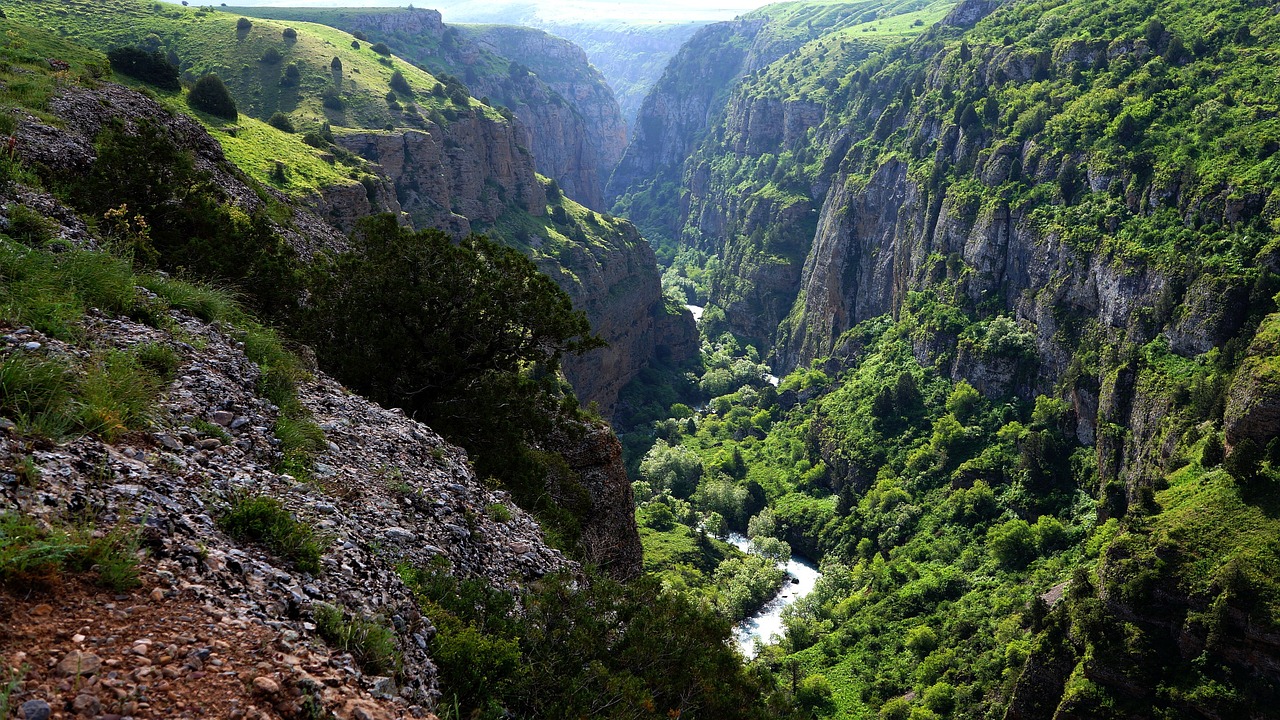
(252, 676), (280, 694)
(72, 693), (100, 717)
(21, 341), (41, 351)
(19, 699), (51, 720)
(196, 438), (222, 450)
(156, 433), (183, 451)
(56, 651), (102, 676)
(211, 410), (235, 426)
(230, 416), (251, 429)
(0, 417), (15, 431)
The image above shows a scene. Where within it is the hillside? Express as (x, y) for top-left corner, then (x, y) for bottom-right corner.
(6, 0), (694, 415)
(607, 0), (1280, 716)
(227, 6), (627, 210)
(0, 19), (785, 720)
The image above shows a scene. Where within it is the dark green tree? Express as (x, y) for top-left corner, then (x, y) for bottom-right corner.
(187, 74), (237, 119)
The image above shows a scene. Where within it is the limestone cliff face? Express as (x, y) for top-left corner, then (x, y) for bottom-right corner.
(335, 110), (546, 237)
(548, 423), (645, 580)
(542, 221), (698, 415)
(295, 7), (624, 210)
(462, 24), (628, 209)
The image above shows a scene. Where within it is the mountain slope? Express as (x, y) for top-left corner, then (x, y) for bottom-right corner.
(228, 6), (626, 210)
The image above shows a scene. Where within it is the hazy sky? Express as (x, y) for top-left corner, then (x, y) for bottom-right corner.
(206, 0), (766, 23)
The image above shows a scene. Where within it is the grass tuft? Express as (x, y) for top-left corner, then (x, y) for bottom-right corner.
(217, 492), (325, 574)
(314, 602), (402, 676)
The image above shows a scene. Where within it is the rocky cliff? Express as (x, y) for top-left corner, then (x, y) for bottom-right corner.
(236, 7), (627, 210)
(335, 112), (546, 237)
(461, 24), (628, 209)
(614, 0), (1280, 713)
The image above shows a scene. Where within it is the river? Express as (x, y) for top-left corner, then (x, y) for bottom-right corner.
(727, 533), (822, 657)
(685, 304), (704, 322)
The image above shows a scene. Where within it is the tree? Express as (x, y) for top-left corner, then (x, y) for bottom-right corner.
(639, 440), (703, 498)
(370, 42), (391, 56)
(304, 214), (602, 447)
(282, 27), (297, 40)
(235, 16), (252, 31)
(107, 46), (180, 90)
(1201, 433), (1224, 467)
(187, 74), (237, 119)
(267, 112), (295, 133)
(988, 518), (1037, 569)
(389, 70), (412, 95)
(330, 56), (342, 73)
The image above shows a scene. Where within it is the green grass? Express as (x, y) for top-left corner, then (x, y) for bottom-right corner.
(314, 602), (402, 676)
(217, 492), (326, 574)
(0, 513), (140, 592)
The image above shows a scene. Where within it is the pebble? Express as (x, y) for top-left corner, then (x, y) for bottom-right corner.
(21, 341), (41, 351)
(19, 699), (50, 720)
(56, 651), (102, 677)
(252, 676), (280, 694)
(211, 410), (235, 426)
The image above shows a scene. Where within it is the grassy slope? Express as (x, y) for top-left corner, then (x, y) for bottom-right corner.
(5, 0), (497, 128)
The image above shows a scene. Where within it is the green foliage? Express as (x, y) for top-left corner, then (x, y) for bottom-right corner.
(267, 111), (295, 133)
(106, 46), (179, 90)
(304, 214), (601, 450)
(314, 603), (402, 676)
(187, 73), (237, 119)
(0, 513), (139, 592)
(388, 69), (411, 95)
(399, 564), (776, 720)
(217, 493), (325, 574)
(369, 41), (390, 56)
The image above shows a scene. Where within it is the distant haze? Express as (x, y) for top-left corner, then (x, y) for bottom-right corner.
(184, 0), (765, 23)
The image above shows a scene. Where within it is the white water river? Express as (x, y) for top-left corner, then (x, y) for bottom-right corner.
(727, 533), (822, 657)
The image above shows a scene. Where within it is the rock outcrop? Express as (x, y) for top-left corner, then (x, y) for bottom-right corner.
(462, 24), (628, 209)
(336, 114), (546, 237)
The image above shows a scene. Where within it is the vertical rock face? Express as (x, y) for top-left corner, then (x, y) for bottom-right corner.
(335, 110), (546, 237)
(462, 24), (628, 209)
(543, 222), (698, 415)
(549, 423), (645, 579)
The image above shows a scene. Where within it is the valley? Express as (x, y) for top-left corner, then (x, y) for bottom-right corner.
(3, 0), (1280, 718)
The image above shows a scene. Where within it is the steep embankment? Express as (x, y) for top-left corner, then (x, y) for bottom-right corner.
(231, 6), (627, 210)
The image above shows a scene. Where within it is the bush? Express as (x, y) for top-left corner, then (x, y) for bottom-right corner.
(988, 518), (1037, 569)
(106, 46), (180, 90)
(330, 56), (342, 73)
(282, 27), (297, 40)
(277, 63), (301, 88)
(370, 42), (391, 55)
(350, 40), (360, 50)
(187, 74), (237, 119)
(0, 514), (139, 592)
(267, 111), (295, 133)
(314, 603), (401, 676)
(260, 46), (282, 64)
(217, 494), (325, 573)
(352, 30), (367, 41)
(236, 16), (251, 31)
(389, 70), (411, 95)
(322, 89), (345, 111)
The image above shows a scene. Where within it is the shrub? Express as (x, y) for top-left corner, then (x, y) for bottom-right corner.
(236, 16), (251, 31)
(282, 27), (297, 40)
(275, 63), (300, 89)
(352, 30), (367, 41)
(302, 131), (328, 148)
(260, 47), (282, 64)
(988, 518), (1037, 569)
(314, 603), (402, 676)
(217, 493), (325, 573)
(267, 111), (295, 133)
(370, 42), (390, 55)
(389, 70), (411, 95)
(350, 40), (360, 50)
(106, 46), (180, 90)
(0, 354), (75, 438)
(330, 56), (342, 73)
(321, 89), (345, 111)
(187, 74), (237, 119)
